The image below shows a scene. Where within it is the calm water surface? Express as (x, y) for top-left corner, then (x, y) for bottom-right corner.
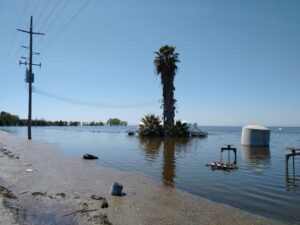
(1, 126), (300, 222)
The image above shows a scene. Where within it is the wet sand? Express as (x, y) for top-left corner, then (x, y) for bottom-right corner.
(0, 130), (292, 225)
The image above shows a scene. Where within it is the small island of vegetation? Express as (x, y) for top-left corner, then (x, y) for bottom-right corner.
(106, 118), (128, 126)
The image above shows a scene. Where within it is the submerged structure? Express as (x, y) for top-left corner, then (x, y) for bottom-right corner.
(186, 123), (208, 137)
(241, 125), (270, 147)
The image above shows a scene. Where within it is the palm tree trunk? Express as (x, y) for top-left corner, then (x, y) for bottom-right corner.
(164, 74), (175, 129)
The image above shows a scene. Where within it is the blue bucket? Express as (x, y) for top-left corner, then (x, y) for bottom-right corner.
(110, 182), (123, 196)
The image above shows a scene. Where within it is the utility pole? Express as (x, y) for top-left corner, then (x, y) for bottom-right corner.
(18, 16), (44, 140)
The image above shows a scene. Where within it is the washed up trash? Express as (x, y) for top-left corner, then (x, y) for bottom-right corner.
(109, 182), (123, 196)
(91, 195), (103, 200)
(91, 195), (109, 208)
(101, 198), (109, 208)
(82, 154), (98, 160)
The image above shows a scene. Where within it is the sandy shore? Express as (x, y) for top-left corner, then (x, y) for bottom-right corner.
(0, 130), (292, 225)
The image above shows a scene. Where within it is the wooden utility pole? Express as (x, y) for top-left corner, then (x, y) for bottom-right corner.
(18, 16), (44, 140)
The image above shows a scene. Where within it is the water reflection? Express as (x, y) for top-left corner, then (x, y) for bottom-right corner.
(241, 146), (271, 163)
(285, 169), (299, 191)
(139, 137), (190, 186)
(139, 137), (163, 162)
(285, 153), (299, 191)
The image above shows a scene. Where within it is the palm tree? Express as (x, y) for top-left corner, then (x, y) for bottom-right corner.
(154, 45), (180, 130)
(166, 120), (189, 137)
(139, 114), (163, 137)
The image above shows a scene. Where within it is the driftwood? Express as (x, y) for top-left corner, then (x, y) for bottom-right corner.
(62, 208), (98, 217)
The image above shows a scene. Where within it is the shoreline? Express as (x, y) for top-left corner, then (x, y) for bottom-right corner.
(0, 130), (291, 225)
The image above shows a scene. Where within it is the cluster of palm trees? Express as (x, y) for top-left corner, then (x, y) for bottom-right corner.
(139, 45), (189, 137)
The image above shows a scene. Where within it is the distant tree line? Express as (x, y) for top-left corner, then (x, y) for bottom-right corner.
(0, 111), (127, 127)
(0, 111), (20, 126)
(82, 121), (104, 126)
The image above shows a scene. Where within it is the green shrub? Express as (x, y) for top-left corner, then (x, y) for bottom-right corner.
(139, 114), (163, 137)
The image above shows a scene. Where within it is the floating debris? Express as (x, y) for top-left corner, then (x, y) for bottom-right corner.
(206, 161), (238, 171)
(83, 154), (98, 160)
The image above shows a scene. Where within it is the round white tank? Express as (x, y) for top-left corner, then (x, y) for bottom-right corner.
(241, 125), (270, 146)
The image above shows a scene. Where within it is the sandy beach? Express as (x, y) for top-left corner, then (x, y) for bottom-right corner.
(0, 130), (292, 225)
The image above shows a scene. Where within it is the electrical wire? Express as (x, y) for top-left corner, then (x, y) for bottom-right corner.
(34, 0), (72, 49)
(31, 86), (159, 109)
(34, 0), (52, 26)
(31, 0), (43, 18)
(0, 0), (30, 84)
(5, 0), (44, 99)
(41, 0), (72, 33)
(37, 0), (61, 32)
(40, 0), (92, 52)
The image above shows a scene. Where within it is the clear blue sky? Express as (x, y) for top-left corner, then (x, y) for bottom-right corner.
(0, 0), (299, 126)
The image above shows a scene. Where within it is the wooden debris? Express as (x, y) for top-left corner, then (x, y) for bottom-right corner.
(62, 208), (98, 217)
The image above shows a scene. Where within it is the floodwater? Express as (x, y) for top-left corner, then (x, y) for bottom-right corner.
(1, 126), (300, 222)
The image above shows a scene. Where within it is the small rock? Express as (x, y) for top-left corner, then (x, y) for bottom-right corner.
(128, 131), (135, 136)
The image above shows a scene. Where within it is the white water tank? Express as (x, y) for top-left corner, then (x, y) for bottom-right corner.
(241, 125), (270, 146)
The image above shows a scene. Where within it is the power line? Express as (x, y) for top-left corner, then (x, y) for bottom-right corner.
(31, 0), (43, 18)
(37, 0), (61, 32)
(41, 0), (72, 33)
(40, 0), (92, 52)
(0, 0), (30, 84)
(32, 86), (160, 109)
(34, 0), (72, 49)
(35, 0), (52, 26)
